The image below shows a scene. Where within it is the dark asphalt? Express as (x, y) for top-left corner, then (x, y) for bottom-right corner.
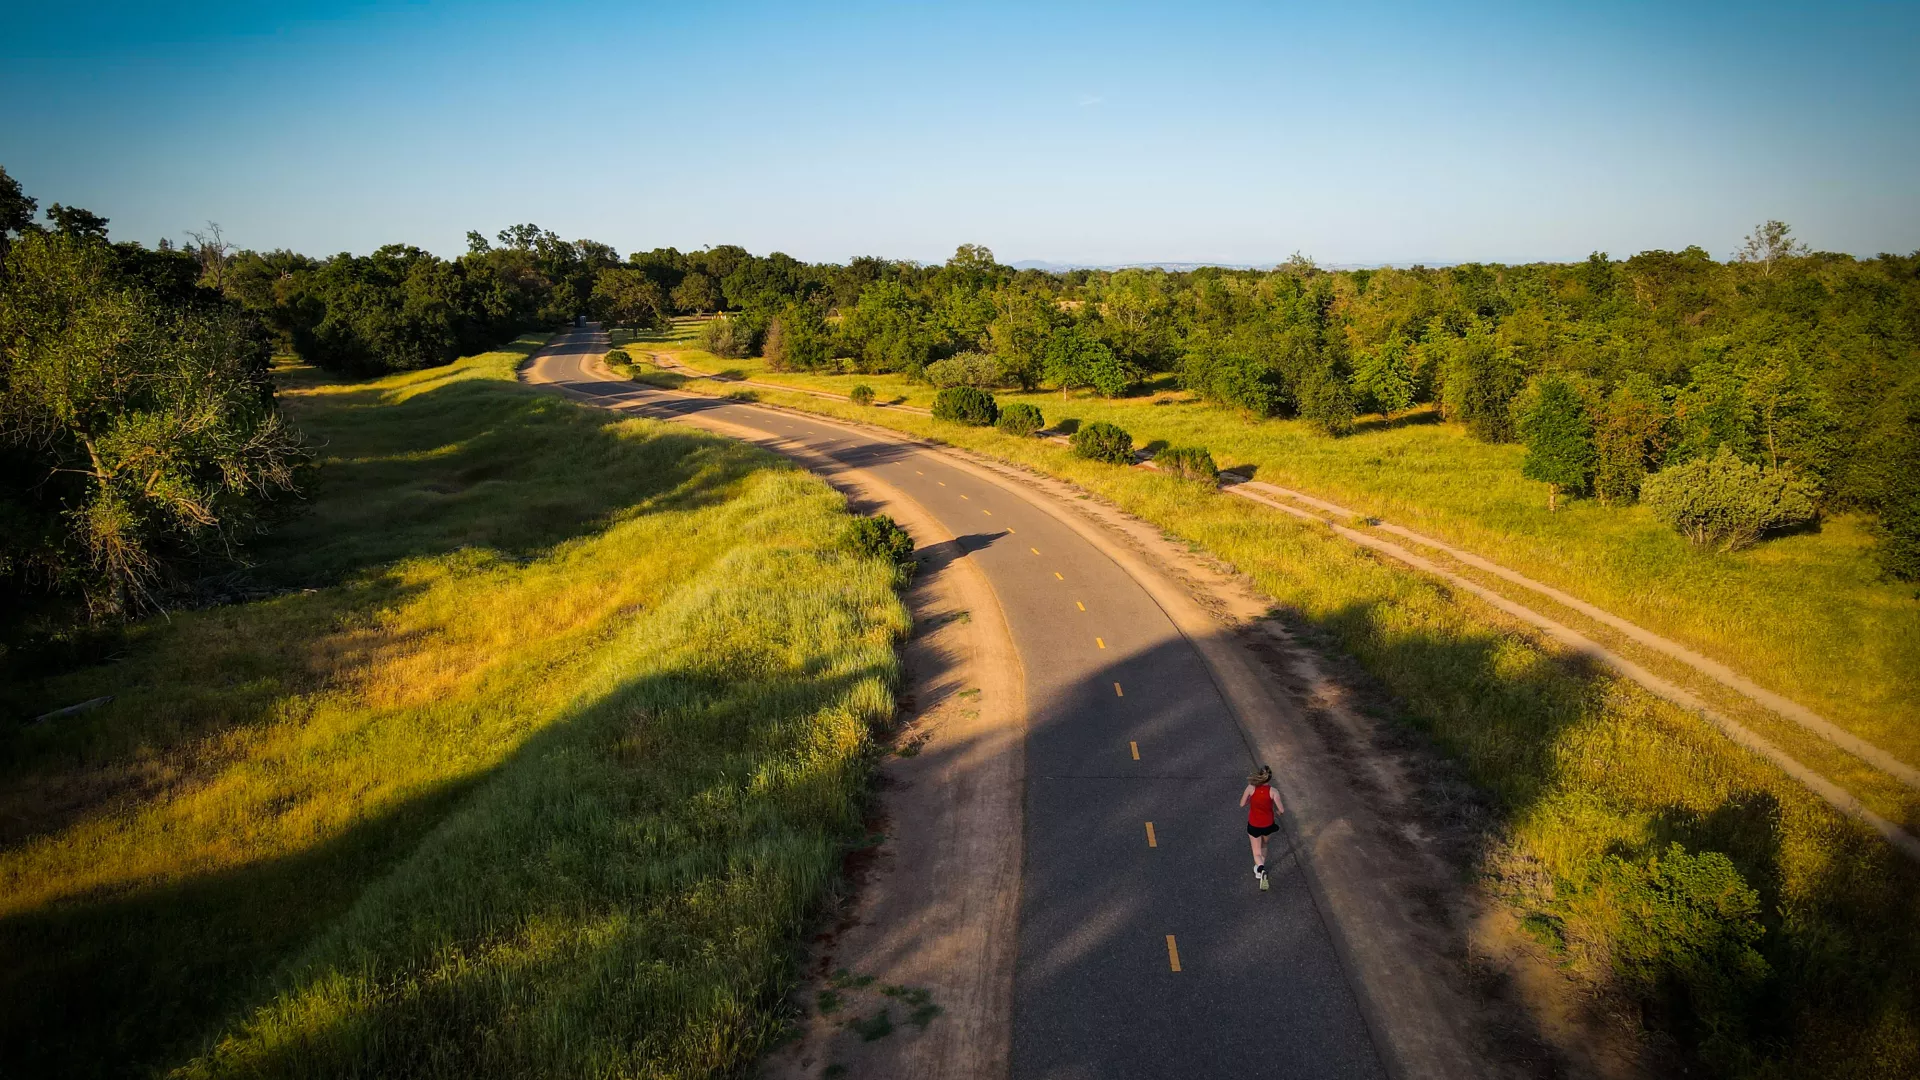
(527, 330), (1385, 1080)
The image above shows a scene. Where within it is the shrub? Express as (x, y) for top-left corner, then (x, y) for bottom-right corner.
(1070, 421), (1134, 465)
(995, 402), (1044, 437)
(697, 316), (742, 358)
(843, 514), (916, 585)
(924, 351), (1007, 389)
(849, 384), (875, 406)
(1156, 445), (1218, 485)
(603, 348), (631, 368)
(931, 386), (998, 426)
(1640, 446), (1817, 552)
(1600, 843), (1771, 1067)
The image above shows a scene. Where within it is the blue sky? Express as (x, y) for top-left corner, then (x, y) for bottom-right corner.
(2, 1), (1915, 265)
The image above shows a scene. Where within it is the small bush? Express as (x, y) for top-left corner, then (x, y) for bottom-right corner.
(996, 402), (1044, 437)
(1600, 843), (1771, 1067)
(697, 315), (758, 359)
(1640, 446), (1817, 552)
(1070, 421), (1134, 465)
(844, 515), (916, 585)
(925, 351), (1007, 389)
(931, 386), (998, 426)
(849, 384), (875, 406)
(603, 348), (631, 368)
(1156, 445), (1218, 484)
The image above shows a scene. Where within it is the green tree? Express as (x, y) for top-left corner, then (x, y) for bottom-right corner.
(1180, 335), (1284, 416)
(0, 165), (38, 262)
(1735, 220), (1807, 278)
(671, 272), (720, 314)
(1441, 322), (1525, 441)
(0, 232), (306, 615)
(987, 288), (1058, 390)
(1350, 335), (1414, 417)
(1043, 324), (1133, 396)
(763, 304), (831, 371)
(46, 203), (109, 241)
(1592, 374), (1673, 504)
(1299, 364), (1358, 436)
(589, 268), (669, 330)
(1515, 373), (1596, 510)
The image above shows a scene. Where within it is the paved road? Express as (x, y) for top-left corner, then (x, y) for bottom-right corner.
(527, 328), (1385, 1080)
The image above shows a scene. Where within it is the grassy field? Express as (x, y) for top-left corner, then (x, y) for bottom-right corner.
(0, 336), (909, 1078)
(610, 324), (1920, 1077)
(618, 320), (1920, 774)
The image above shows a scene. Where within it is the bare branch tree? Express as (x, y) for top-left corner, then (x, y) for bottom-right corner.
(186, 221), (231, 290)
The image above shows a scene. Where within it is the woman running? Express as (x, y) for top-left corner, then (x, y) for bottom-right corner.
(1240, 765), (1283, 888)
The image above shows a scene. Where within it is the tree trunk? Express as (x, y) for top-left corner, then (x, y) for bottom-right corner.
(1548, 483), (1559, 511)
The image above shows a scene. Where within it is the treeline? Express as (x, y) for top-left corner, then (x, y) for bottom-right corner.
(0, 168), (305, 628)
(553, 230), (1920, 578)
(10, 161), (1915, 581)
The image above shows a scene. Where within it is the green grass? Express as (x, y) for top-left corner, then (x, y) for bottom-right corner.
(629, 318), (1920, 772)
(613, 326), (1920, 1077)
(0, 335), (909, 1078)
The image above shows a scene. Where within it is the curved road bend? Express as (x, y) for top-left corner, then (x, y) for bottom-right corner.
(527, 328), (1385, 1080)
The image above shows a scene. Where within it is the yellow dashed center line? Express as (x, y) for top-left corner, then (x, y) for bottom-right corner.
(1145, 822), (1157, 847)
(939, 481), (947, 486)
(983, 510), (992, 516)
(1075, 601), (1085, 611)
(1031, 547), (1040, 555)
(961, 494), (969, 500)
(1096, 637), (1106, 649)
(1114, 682), (1124, 697)
(1130, 741), (1140, 760)
(1166, 935), (1182, 972)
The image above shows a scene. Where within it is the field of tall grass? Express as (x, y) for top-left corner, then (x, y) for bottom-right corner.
(621, 320), (1919, 775)
(0, 337), (909, 1077)
(612, 328), (1920, 1077)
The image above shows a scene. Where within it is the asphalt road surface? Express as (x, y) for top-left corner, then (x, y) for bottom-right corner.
(527, 328), (1385, 1080)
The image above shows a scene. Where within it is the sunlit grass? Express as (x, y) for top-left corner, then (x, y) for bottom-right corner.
(0, 336), (908, 1077)
(615, 332), (1920, 1076)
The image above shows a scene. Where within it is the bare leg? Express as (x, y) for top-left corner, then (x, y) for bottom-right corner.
(1248, 833), (1263, 868)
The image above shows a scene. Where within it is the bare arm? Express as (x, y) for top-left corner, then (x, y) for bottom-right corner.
(1238, 784), (1254, 808)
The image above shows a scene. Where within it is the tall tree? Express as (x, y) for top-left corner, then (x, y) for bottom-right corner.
(1516, 373), (1596, 510)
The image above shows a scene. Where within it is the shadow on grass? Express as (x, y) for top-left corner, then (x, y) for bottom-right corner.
(0, 643), (895, 1079)
(1349, 409), (1442, 435)
(1289, 595), (1920, 1073)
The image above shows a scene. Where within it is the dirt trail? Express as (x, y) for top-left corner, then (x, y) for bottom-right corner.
(1225, 476), (1920, 789)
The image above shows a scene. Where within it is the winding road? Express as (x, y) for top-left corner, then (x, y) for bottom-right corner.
(526, 327), (1387, 1080)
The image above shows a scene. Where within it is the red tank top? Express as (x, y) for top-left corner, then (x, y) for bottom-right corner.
(1247, 784), (1276, 828)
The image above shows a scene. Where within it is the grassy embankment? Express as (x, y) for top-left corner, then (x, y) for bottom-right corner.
(612, 322), (1920, 1077)
(0, 336), (909, 1078)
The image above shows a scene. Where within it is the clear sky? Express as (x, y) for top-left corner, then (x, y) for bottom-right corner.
(3, 1), (1915, 266)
